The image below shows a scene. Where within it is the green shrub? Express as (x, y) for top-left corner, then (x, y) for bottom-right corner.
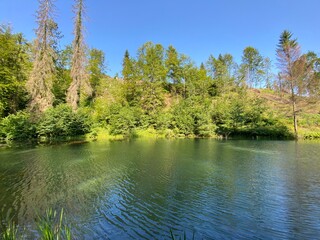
(171, 96), (214, 137)
(108, 104), (137, 136)
(0, 111), (36, 140)
(299, 113), (320, 127)
(302, 131), (320, 140)
(36, 105), (91, 138)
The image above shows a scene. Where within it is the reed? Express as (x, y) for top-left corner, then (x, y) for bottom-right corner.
(1, 208), (71, 240)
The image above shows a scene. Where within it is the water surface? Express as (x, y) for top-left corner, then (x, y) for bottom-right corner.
(0, 139), (320, 239)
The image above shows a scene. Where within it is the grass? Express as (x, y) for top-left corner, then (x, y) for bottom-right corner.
(1, 222), (19, 240)
(37, 208), (71, 240)
(1, 208), (71, 240)
(86, 127), (126, 141)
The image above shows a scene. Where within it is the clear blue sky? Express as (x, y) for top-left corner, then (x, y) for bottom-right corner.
(1, 0), (320, 76)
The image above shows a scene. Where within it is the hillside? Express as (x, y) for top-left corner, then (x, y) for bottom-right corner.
(251, 89), (320, 139)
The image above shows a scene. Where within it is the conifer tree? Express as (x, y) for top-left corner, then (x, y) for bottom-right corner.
(207, 54), (236, 95)
(276, 30), (309, 138)
(27, 0), (58, 113)
(67, 0), (92, 111)
(165, 46), (184, 94)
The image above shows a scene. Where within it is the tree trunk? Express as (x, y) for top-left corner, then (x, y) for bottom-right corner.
(291, 93), (298, 139)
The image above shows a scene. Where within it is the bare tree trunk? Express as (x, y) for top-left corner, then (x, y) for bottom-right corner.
(292, 96), (298, 139)
(27, 0), (57, 113)
(290, 80), (298, 139)
(67, 0), (92, 111)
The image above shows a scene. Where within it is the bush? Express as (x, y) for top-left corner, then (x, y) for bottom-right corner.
(0, 111), (36, 140)
(299, 113), (320, 127)
(36, 105), (91, 138)
(302, 131), (320, 140)
(108, 104), (137, 136)
(171, 96), (214, 137)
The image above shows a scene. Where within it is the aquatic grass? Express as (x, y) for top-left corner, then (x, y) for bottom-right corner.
(1, 222), (19, 240)
(1, 209), (71, 240)
(36, 208), (71, 240)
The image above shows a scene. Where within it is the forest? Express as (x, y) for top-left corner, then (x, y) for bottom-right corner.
(1, 0), (320, 144)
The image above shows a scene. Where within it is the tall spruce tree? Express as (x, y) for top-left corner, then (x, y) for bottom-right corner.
(67, 0), (92, 111)
(276, 30), (307, 138)
(27, 0), (58, 113)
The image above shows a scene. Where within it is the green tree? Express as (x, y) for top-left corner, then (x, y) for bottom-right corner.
(88, 48), (106, 98)
(0, 25), (30, 117)
(53, 44), (73, 105)
(122, 50), (136, 80)
(207, 53), (237, 95)
(305, 51), (320, 97)
(137, 42), (167, 83)
(27, 0), (59, 113)
(133, 42), (167, 122)
(263, 57), (274, 89)
(122, 50), (140, 104)
(67, 0), (92, 110)
(240, 47), (265, 88)
(188, 63), (210, 97)
(165, 45), (183, 94)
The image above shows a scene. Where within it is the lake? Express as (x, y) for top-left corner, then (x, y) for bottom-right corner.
(0, 139), (320, 239)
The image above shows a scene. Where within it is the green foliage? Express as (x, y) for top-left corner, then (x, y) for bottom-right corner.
(240, 46), (265, 88)
(302, 131), (320, 140)
(53, 45), (73, 105)
(36, 104), (91, 138)
(139, 82), (165, 116)
(184, 64), (211, 97)
(88, 48), (105, 96)
(107, 104), (137, 136)
(171, 96), (216, 137)
(165, 45), (184, 94)
(207, 54), (237, 95)
(299, 113), (320, 127)
(0, 25), (30, 117)
(137, 42), (167, 83)
(122, 50), (136, 80)
(1, 30), (319, 142)
(37, 208), (71, 240)
(211, 92), (292, 138)
(1, 208), (71, 240)
(0, 111), (36, 140)
(1, 222), (19, 240)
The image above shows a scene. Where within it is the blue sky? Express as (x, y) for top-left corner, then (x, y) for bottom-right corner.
(1, 0), (320, 76)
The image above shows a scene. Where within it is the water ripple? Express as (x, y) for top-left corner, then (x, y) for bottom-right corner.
(1, 140), (320, 239)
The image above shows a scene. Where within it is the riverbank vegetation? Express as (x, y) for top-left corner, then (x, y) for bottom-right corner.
(1, 209), (71, 240)
(1, 0), (320, 144)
